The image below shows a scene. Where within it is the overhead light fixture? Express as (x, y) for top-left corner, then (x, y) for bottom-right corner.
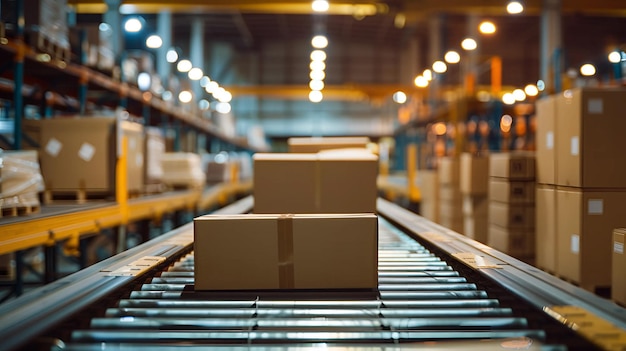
(479, 21), (496, 35)
(310, 60), (326, 71)
(461, 38), (477, 51)
(513, 89), (526, 101)
(423, 69), (433, 81)
(124, 17), (142, 33)
(507, 1), (524, 14)
(188, 67), (203, 80)
(311, 35), (329, 49)
(524, 84), (539, 97)
(310, 69), (326, 80)
(393, 91), (407, 104)
(216, 102), (231, 114)
(205, 81), (219, 94)
(311, 50), (327, 61)
(608, 51), (622, 63)
(309, 90), (323, 103)
(166, 48), (179, 63)
(502, 92), (515, 105)
(200, 76), (211, 87)
(146, 35), (163, 49)
(177, 59), (192, 73)
(178, 90), (192, 103)
(199, 99), (210, 110)
(432, 61), (447, 73)
(580, 63), (596, 76)
(414, 75), (428, 88)
(309, 79), (324, 91)
(444, 51), (460, 64)
(137, 72), (151, 91)
(311, 0), (329, 13)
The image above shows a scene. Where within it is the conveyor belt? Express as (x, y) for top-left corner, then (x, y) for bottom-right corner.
(0, 197), (624, 350)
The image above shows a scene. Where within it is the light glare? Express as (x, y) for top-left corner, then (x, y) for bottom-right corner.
(393, 91), (407, 104)
(311, 35), (329, 49)
(216, 102), (231, 114)
(312, 0), (329, 12)
(524, 84), (539, 96)
(124, 18), (142, 33)
(310, 60), (326, 71)
(205, 81), (219, 94)
(137, 72), (151, 91)
(414, 76), (428, 88)
(311, 50), (327, 61)
(461, 38), (477, 51)
(310, 79), (325, 91)
(309, 90), (323, 103)
(146, 35), (162, 49)
(432, 61), (447, 73)
(188, 67), (203, 80)
(513, 89), (526, 101)
(423, 69), (433, 81)
(310, 70), (326, 80)
(444, 51), (460, 64)
(166, 48), (179, 63)
(507, 1), (524, 14)
(178, 90), (192, 103)
(608, 51), (621, 63)
(177, 59), (192, 72)
(502, 92), (516, 105)
(479, 21), (496, 34)
(580, 63), (596, 76)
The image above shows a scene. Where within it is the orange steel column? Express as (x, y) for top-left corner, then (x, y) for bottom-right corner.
(491, 56), (502, 96)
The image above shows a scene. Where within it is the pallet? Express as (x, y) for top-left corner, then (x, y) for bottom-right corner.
(27, 30), (71, 62)
(0, 203), (41, 219)
(43, 189), (113, 204)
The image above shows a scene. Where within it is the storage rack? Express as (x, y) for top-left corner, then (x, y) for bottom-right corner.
(1, 197), (625, 351)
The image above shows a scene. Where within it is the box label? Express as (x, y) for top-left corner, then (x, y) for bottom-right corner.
(45, 138), (62, 157)
(588, 98), (603, 114)
(546, 131), (554, 150)
(615, 241), (624, 255)
(78, 142), (96, 162)
(571, 234), (580, 254)
(570, 136), (580, 156)
(588, 199), (604, 215)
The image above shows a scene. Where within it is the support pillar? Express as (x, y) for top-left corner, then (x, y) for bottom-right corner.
(540, 0), (562, 94)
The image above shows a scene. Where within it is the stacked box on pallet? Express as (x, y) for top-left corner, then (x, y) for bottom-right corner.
(143, 127), (165, 193)
(69, 24), (114, 70)
(0, 150), (44, 217)
(437, 157), (462, 233)
(488, 152), (536, 262)
(460, 153), (489, 243)
(28, 117), (144, 201)
(541, 88), (626, 294)
(613, 228), (626, 306)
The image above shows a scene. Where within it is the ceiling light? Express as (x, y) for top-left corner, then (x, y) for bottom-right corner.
(178, 90), (192, 103)
(310, 70), (326, 80)
(309, 79), (324, 91)
(199, 99), (210, 110)
(513, 88), (526, 101)
(444, 51), (460, 64)
(524, 84), (539, 96)
(205, 81), (219, 94)
(311, 0), (329, 12)
(124, 17), (142, 33)
(537, 80), (545, 91)
(309, 90), (323, 103)
(311, 35), (329, 49)
(461, 38), (477, 51)
(414, 75), (428, 87)
(216, 102), (231, 114)
(507, 1), (524, 14)
(166, 48), (179, 63)
(311, 50), (327, 61)
(580, 63), (596, 76)
(200, 76), (211, 87)
(146, 35), (162, 49)
(423, 69), (433, 81)
(137, 72), (151, 91)
(502, 92), (515, 105)
(310, 60), (326, 71)
(608, 51), (622, 63)
(393, 91), (407, 104)
(218, 91), (233, 103)
(177, 59), (192, 72)
(188, 67), (203, 80)
(432, 61), (447, 73)
(479, 21), (496, 35)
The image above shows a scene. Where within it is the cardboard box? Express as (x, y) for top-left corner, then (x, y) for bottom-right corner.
(439, 200), (463, 233)
(460, 153), (489, 195)
(556, 188), (626, 291)
(488, 202), (535, 229)
(535, 95), (557, 185)
(612, 228), (626, 306)
(438, 157), (460, 186)
(488, 179), (535, 204)
(287, 137), (370, 153)
(489, 152), (535, 180)
(488, 224), (535, 258)
(536, 185), (557, 273)
(194, 213), (378, 290)
(555, 88), (626, 188)
(439, 185), (462, 202)
(162, 152), (206, 188)
(417, 169), (439, 222)
(144, 127), (165, 186)
(462, 195), (488, 216)
(464, 214), (488, 243)
(253, 151), (378, 213)
(1, 150), (43, 197)
(38, 117), (144, 193)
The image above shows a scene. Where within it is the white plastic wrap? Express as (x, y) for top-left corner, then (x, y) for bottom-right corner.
(0, 150), (44, 209)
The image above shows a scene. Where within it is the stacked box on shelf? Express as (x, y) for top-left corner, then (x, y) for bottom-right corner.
(416, 169), (439, 223)
(488, 152), (536, 262)
(0, 150), (44, 217)
(460, 153), (489, 243)
(69, 24), (114, 70)
(437, 156), (462, 232)
(535, 95), (558, 273)
(161, 152), (206, 189)
(143, 127), (165, 193)
(29, 117), (144, 200)
(546, 88), (626, 293)
(613, 228), (626, 306)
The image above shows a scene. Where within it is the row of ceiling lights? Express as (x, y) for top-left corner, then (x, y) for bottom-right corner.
(123, 17), (232, 114)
